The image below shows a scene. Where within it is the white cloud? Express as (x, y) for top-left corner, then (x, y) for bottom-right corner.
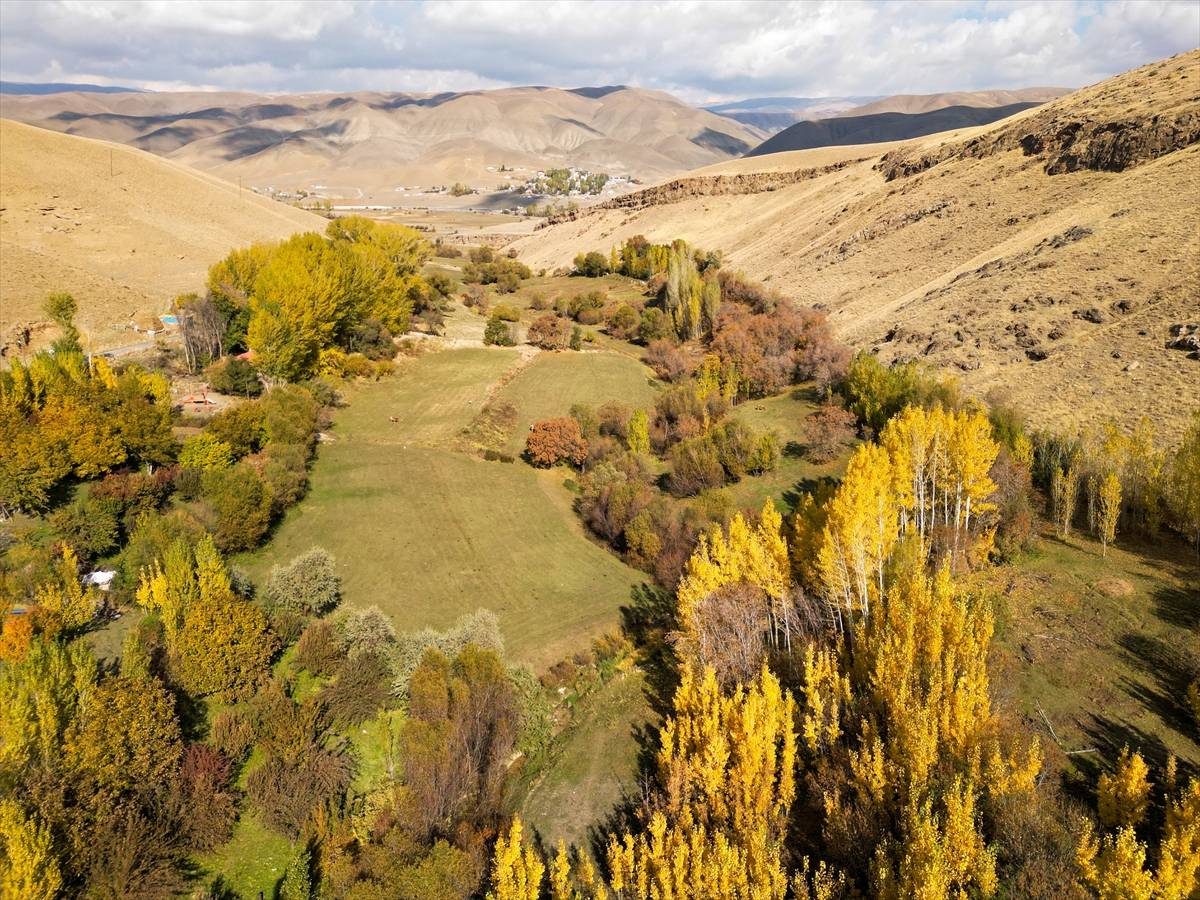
(0, 0), (1195, 101)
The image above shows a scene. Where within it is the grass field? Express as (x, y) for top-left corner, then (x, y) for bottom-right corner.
(334, 346), (519, 444)
(245, 343), (659, 668)
(521, 669), (656, 851)
(989, 530), (1200, 777)
(196, 812), (295, 899)
(496, 350), (661, 453)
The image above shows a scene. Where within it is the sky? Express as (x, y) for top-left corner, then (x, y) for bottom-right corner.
(1, 0), (1197, 103)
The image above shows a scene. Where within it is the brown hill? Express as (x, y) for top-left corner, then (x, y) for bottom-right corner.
(0, 86), (767, 202)
(836, 87), (1073, 117)
(0, 118), (325, 357)
(511, 51), (1200, 439)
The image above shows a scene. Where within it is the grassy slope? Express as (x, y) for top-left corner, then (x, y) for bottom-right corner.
(989, 529), (1200, 777)
(521, 670), (655, 850)
(245, 347), (652, 669)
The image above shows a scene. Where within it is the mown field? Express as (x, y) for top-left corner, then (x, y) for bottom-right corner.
(245, 346), (656, 669)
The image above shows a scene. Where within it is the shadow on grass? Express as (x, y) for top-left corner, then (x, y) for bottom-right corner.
(1148, 583), (1200, 630)
(1116, 630), (1200, 747)
(781, 475), (838, 511)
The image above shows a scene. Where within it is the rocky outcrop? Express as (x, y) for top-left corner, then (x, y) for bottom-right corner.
(537, 159), (865, 228)
(876, 53), (1200, 181)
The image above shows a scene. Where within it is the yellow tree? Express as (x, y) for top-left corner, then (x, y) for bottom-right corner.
(1097, 746), (1150, 828)
(0, 800), (62, 900)
(607, 666), (796, 900)
(1098, 472), (1121, 557)
(675, 502), (789, 664)
(488, 816), (544, 900)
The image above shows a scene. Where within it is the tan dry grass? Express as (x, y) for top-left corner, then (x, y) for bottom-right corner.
(512, 51), (1200, 440)
(0, 118), (324, 356)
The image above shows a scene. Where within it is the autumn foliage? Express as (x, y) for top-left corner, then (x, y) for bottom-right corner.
(526, 418), (588, 467)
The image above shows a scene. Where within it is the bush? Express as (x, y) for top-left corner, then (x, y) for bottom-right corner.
(435, 243), (463, 259)
(320, 652), (392, 726)
(607, 304), (640, 340)
(527, 314), (572, 351)
(573, 250), (609, 277)
(638, 307), (672, 344)
(425, 271), (456, 297)
(263, 547), (340, 617)
(569, 326), (583, 350)
(497, 272), (521, 293)
(261, 385), (318, 449)
(526, 418), (588, 468)
(179, 433), (234, 471)
(492, 303), (521, 322)
(209, 707), (254, 763)
(259, 443), (309, 516)
(644, 340), (690, 381)
(483, 316), (516, 347)
(528, 291), (549, 311)
(295, 620), (345, 676)
(199, 463), (272, 552)
(805, 403), (856, 462)
(51, 497), (120, 561)
(207, 356), (262, 397)
(347, 318), (395, 359)
(179, 744), (237, 852)
(667, 437), (726, 496)
(206, 401), (265, 458)
(335, 604), (396, 657)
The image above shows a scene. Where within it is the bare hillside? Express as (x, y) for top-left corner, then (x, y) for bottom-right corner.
(0, 86), (767, 199)
(837, 87), (1073, 117)
(511, 51), (1200, 439)
(0, 119), (325, 357)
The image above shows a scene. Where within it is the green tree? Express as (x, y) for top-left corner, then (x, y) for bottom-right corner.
(262, 547), (341, 616)
(43, 291), (81, 355)
(279, 849), (313, 900)
(484, 316), (517, 347)
(200, 463), (272, 551)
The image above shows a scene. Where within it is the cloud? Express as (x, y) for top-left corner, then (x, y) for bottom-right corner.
(0, 0), (1196, 101)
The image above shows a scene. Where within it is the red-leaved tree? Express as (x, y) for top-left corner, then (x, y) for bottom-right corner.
(526, 418), (588, 467)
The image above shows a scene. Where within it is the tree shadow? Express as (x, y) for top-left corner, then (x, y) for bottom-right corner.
(783, 440), (807, 460)
(1115, 630), (1200, 743)
(620, 583), (680, 721)
(1148, 583), (1200, 631)
(781, 475), (838, 511)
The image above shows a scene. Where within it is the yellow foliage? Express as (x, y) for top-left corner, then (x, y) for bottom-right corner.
(1098, 746), (1151, 828)
(1157, 776), (1200, 899)
(675, 502), (789, 666)
(1098, 471), (1121, 556)
(1076, 820), (1155, 900)
(488, 817), (545, 900)
(0, 799), (62, 900)
(34, 545), (94, 630)
(801, 644), (850, 755)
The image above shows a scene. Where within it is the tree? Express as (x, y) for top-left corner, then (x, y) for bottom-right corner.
(279, 849), (313, 900)
(526, 418), (587, 468)
(1097, 747), (1150, 829)
(43, 290), (81, 355)
(484, 316), (517, 347)
(627, 408), (650, 455)
(805, 404), (856, 462)
(488, 817), (544, 900)
(527, 315), (572, 351)
(0, 800), (62, 900)
(262, 547), (341, 616)
(179, 433), (234, 471)
(1166, 411), (1200, 556)
(573, 251), (609, 277)
(1098, 472), (1121, 557)
(200, 463), (272, 551)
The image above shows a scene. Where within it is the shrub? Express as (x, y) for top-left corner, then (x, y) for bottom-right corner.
(496, 272), (521, 293)
(259, 443), (309, 516)
(296, 620), (345, 676)
(425, 271), (456, 297)
(528, 291), (549, 311)
(199, 463), (272, 551)
(570, 403), (600, 441)
(569, 326), (583, 350)
(491, 303), (521, 322)
(263, 547), (340, 617)
(805, 403), (856, 462)
(667, 437), (726, 496)
(483, 316), (516, 347)
(335, 604), (396, 657)
(576, 308), (604, 326)
(710, 418), (759, 480)
(644, 340), (690, 382)
(573, 250), (609, 277)
(638, 307), (672, 344)
(568, 290), (606, 320)
(607, 304), (640, 340)
(526, 418), (588, 467)
(261, 385), (318, 449)
(206, 401), (265, 458)
(320, 651), (392, 726)
(347, 318), (395, 360)
(342, 352), (376, 379)
(436, 244), (463, 259)
(179, 433), (234, 471)
(209, 707), (254, 763)
(207, 356), (262, 397)
(51, 497), (120, 561)
(179, 744), (237, 851)
(527, 314), (571, 351)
